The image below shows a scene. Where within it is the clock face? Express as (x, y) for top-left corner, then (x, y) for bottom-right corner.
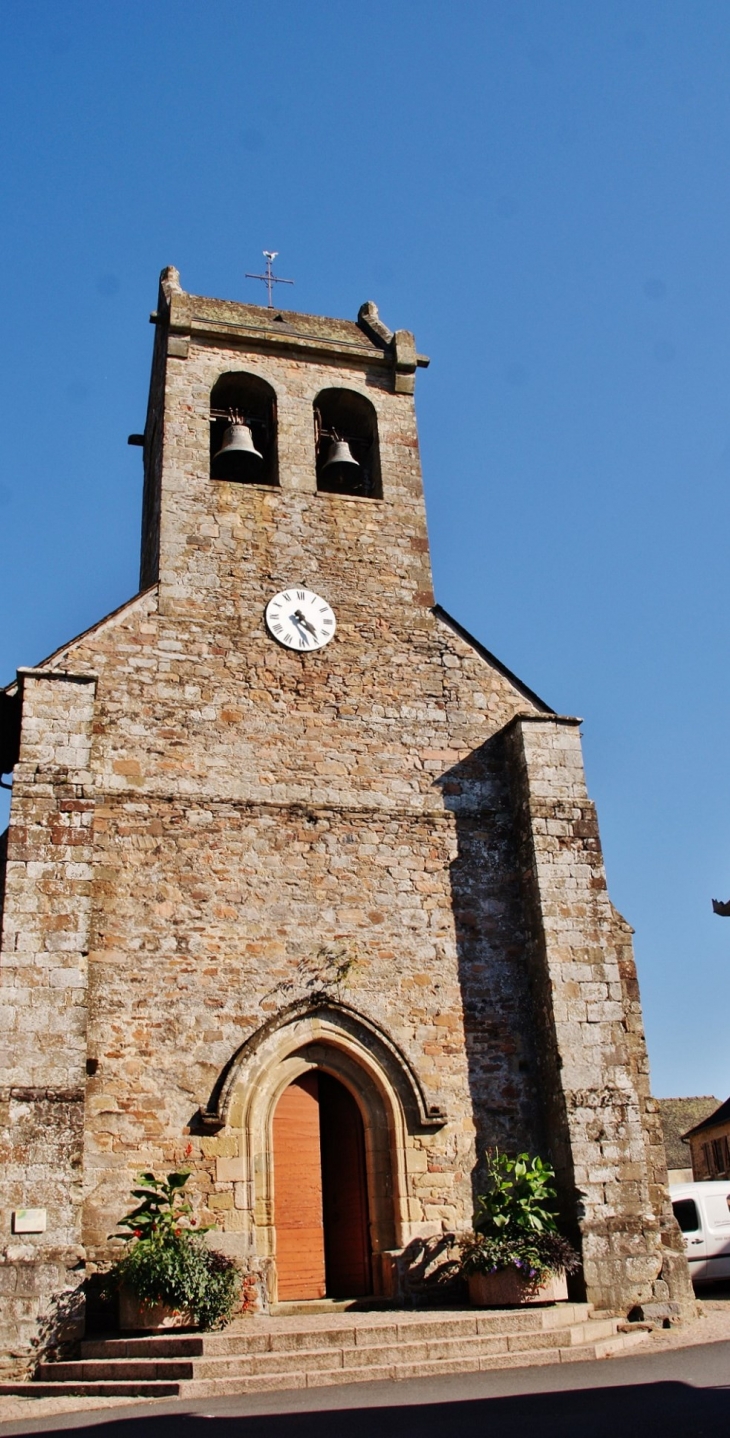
(264, 587), (337, 651)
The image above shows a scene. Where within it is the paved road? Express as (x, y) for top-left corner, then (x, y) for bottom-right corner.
(1, 1339), (729, 1438)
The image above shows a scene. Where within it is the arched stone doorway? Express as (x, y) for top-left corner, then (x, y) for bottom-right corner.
(273, 1071), (372, 1300)
(204, 1000), (448, 1304)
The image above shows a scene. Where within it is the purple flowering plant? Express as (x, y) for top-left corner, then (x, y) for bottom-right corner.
(458, 1149), (580, 1284)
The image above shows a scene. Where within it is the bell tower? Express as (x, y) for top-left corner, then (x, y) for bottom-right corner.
(136, 268), (433, 627)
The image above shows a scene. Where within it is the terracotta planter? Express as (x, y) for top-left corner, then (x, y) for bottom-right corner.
(468, 1266), (568, 1307)
(118, 1287), (195, 1331)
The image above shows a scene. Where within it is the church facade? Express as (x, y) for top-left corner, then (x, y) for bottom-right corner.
(0, 269), (693, 1371)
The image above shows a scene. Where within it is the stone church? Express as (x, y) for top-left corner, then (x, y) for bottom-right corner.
(0, 267), (692, 1370)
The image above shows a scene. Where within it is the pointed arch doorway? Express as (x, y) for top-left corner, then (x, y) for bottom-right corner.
(273, 1071), (372, 1301)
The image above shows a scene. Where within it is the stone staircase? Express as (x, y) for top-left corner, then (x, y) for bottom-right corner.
(0, 1304), (650, 1400)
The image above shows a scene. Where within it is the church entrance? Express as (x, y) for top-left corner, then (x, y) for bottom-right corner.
(273, 1071), (372, 1301)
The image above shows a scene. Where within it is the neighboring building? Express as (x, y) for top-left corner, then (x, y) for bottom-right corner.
(683, 1098), (730, 1180)
(659, 1097), (720, 1184)
(0, 268), (695, 1374)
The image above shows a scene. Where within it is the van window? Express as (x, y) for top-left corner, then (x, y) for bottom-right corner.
(704, 1196), (730, 1229)
(673, 1199), (700, 1233)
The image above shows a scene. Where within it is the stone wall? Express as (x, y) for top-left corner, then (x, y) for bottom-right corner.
(44, 595), (549, 1277)
(506, 715), (694, 1318)
(0, 672), (96, 1374)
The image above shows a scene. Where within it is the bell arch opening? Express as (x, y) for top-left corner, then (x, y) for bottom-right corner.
(210, 371), (278, 485)
(314, 388), (381, 497)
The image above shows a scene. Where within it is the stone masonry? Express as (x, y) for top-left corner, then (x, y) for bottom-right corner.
(0, 268), (694, 1373)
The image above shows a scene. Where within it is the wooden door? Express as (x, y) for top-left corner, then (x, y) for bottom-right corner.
(272, 1074), (326, 1300)
(272, 1070), (373, 1301)
(320, 1073), (372, 1297)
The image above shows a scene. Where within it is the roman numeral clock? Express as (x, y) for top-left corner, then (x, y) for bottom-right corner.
(264, 588), (337, 651)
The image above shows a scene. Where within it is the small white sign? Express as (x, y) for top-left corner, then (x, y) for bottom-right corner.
(12, 1208), (47, 1234)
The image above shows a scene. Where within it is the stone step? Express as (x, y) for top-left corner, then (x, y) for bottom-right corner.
(182, 1335), (652, 1396)
(185, 1334), (554, 1377)
(42, 1327), (602, 1385)
(565, 1318), (621, 1345)
(559, 1330), (651, 1363)
(81, 1335), (205, 1359)
(36, 1360), (195, 1382)
(270, 1300), (393, 1317)
(539, 1303), (592, 1329)
(0, 1321), (649, 1401)
(0, 1382), (181, 1399)
(79, 1303), (594, 1360)
(78, 1322), (598, 1372)
(34, 1317), (643, 1386)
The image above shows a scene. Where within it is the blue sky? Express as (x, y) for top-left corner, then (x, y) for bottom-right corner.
(1, 0), (729, 1098)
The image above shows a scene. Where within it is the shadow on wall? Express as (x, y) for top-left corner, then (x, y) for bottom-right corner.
(435, 728), (583, 1273)
(434, 729), (546, 1208)
(0, 826), (7, 929)
(21, 1381), (730, 1438)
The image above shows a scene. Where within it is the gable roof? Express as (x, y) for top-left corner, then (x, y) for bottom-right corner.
(181, 293), (383, 353)
(164, 290), (430, 376)
(658, 1097), (722, 1165)
(682, 1095), (730, 1141)
(1, 585), (158, 695)
(432, 605), (554, 714)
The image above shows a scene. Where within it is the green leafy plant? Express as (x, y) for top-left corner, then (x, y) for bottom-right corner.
(106, 1171), (241, 1330)
(115, 1170), (206, 1244)
(474, 1150), (559, 1236)
(459, 1150), (580, 1283)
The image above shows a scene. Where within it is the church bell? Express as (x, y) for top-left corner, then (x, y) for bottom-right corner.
(320, 439), (360, 484)
(213, 421), (264, 480)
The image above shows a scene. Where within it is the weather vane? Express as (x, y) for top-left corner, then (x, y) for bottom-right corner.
(245, 251), (294, 308)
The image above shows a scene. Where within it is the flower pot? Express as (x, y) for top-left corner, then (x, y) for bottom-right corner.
(468, 1266), (568, 1307)
(118, 1286), (195, 1331)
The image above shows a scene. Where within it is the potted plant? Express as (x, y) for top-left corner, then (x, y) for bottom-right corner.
(105, 1170), (241, 1331)
(459, 1150), (581, 1306)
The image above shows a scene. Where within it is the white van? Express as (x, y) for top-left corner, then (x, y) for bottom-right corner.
(670, 1180), (730, 1283)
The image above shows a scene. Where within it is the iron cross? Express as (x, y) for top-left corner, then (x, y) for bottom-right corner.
(245, 251), (294, 308)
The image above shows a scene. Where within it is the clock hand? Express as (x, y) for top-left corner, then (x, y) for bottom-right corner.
(293, 609), (318, 637)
